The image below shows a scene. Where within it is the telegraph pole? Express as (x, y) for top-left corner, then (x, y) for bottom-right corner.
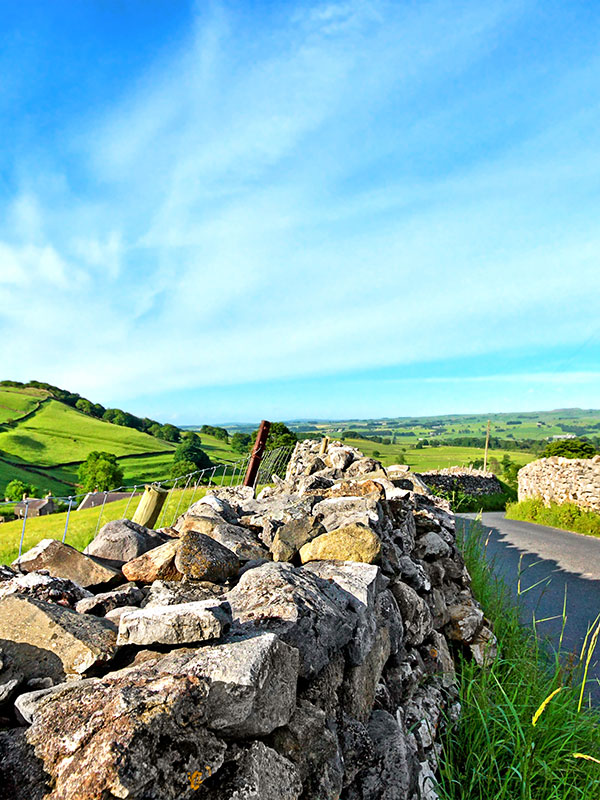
(483, 419), (491, 472)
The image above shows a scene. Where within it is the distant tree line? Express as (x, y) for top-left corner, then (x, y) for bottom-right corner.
(200, 425), (229, 442)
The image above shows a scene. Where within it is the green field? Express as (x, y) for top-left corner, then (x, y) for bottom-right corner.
(44, 433), (241, 489)
(0, 458), (72, 499)
(0, 486), (210, 565)
(283, 408), (600, 445)
(0, 387), (45, 424)
(339, 437), (535, 472)
(0, 400), (174, 467)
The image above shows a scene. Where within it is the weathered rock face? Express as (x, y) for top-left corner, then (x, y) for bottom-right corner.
(299, 522), (382, 565)
(418, 468), (504, 497)
(141, 579), (226, 608)
(518, 455), (600, 513)
(122, 539), (181, 583)
(227, 561), (357, 678)
(0, 595), (118, 682)
(0, 571), (91, 608)
(84, 519), (169, 566)
(270, 515), (325, 562)
(177, 515), (269, 561)
(0, 438), (494, 800)
(116, 599), (231, 647)
(175, 530), (240, 582)
(12, 539), (121, 589)
(75, 583), (144, 616)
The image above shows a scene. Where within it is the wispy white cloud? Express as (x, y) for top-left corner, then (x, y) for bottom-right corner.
(0, 0), (599, 417)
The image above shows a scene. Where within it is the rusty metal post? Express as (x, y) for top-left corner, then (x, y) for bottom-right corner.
(243, 420), (271, 487)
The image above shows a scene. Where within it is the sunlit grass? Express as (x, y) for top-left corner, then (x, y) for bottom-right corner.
(437, 519), (600, 799)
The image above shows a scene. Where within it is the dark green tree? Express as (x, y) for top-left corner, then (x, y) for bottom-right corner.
(200, 425), (229, 442)
(173, 438), (212, 470)
(250, 422), (297, 452)
(5, 479), (37, 501)
(542, 438), (596, 459)
(75, 398), (94, 416)
(170, 459), (198, 481)
(231, 432), (252, 453)
(77, 452), (124, 492)
(160, 424), (181, 443)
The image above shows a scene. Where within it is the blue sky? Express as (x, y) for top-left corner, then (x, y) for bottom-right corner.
(1, 0), (599, 424)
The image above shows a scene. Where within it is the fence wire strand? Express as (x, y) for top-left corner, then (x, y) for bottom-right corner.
(3, 446), (294, 563)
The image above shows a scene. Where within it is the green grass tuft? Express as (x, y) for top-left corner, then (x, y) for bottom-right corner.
(437, 519), (600, 799)
(429, 481), (516, 513)
(506, 499), (600, 539)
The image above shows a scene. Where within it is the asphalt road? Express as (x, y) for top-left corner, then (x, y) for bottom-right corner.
(457, 511), (600, 704)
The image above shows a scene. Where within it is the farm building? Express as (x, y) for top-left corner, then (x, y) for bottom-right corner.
(14, 497), (55, 518)
(77, 491), (142, 511)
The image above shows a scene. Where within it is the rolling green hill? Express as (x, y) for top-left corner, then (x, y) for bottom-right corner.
(0, 400), (175, 467)
(0, 386), (243, 498)
(0, 386), (46, 424)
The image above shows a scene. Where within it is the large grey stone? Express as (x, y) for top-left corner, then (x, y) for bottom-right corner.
(227, 561), (356, 678)
(0, 595), (118, 681)
(22, 669), (227, 800)
(84, 519), (168, 566)
(358, 710), (411, 800)
(175, 530), (240, 582)
(141, 579), (226, 608)
(312, 495), (383, 533)
(75, 583), (144, 616)
(304, 560), (382, 665)
(390, 580), (433, 646)
(178, 515), (268, 561)
(210, 741), (302, 800)
(152, 633), (299, 737)
(0, 570), (92, 608)
(12, 540), (121, 589)
(270, 515), (325, 562)
(270, 699), (343, 799)
(326, 446), (357, 471)
(117, 599), (231, 647)
(414, 531), (451, 560)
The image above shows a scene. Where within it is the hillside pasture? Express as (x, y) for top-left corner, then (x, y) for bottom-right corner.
(0, 458), (72, 498)
(0, 387), (45, 424)
(0, 400), (175, 466)
(0, 486), (209, 565)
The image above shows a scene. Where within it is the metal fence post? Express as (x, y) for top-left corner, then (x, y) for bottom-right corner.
(17, 500), (29, 565)
(244, 420), (271, 487)
(62, 496), (74, 543)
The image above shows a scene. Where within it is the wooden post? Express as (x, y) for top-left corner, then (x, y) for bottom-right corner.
(243, 420), (271, 488)
(483, 419), (491, 473)
(319, 436), (329, 456)
(132, 484), (169, 528)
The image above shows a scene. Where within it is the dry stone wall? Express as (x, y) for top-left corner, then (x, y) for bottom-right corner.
(518, 455), (600, 513)
(417, 468), (504, 497)
(0, 439), (496, 800)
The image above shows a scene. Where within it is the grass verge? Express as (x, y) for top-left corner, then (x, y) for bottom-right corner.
(429, 481), (516, 513)
(506, 498), (600, 539)
(437, 518), (600, 800)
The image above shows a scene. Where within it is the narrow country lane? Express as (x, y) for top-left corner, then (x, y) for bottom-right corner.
(457, 511), (600, 704)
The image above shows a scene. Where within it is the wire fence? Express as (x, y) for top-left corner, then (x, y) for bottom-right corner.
(0, 445), (295, 565)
